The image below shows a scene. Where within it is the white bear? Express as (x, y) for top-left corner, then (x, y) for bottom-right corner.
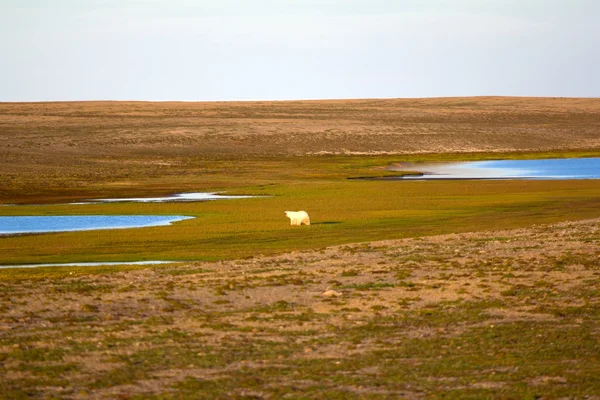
(284, 210), (310, 226)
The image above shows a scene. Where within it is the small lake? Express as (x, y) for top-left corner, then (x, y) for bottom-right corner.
(0, 215), (193, 235)
(390, 157), (600, 180)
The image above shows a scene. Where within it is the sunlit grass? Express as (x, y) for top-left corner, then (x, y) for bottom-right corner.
(1, 175), (598, 267)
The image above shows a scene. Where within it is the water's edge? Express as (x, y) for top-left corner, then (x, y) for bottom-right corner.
(81, 192), (257, 204)
(0, 215), (194, 235)
(0, 261), (183, 269)
(388, 157), (600, 180)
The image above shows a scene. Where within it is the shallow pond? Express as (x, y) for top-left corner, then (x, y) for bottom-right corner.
(0, 260), (181, 269)
(75, 192), (256, 204)
(0, 215), (193, 235)
(391, 157), (600, 180)
(0, 192), (253, 268)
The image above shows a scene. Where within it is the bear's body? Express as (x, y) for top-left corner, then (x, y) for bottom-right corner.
(284, 211), (310, 226)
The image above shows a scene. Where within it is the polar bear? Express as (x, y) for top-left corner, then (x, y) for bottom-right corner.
(284, 210), (310, 226)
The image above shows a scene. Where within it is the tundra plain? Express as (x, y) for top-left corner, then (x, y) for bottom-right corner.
(1, 97), (599, 398)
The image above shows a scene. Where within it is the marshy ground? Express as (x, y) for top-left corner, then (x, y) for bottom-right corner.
(1, 97), (599, 398)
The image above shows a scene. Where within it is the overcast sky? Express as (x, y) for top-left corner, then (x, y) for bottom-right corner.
(1, 0), (599, 101)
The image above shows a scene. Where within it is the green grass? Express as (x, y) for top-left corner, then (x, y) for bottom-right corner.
(1, 154), (599, 268)
(1, 211), (598, 398)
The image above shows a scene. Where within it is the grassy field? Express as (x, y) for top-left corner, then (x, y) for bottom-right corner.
(1, 218), (599, 398)
(0, 97), (599, 398)
(1, 177), (599, 266)
(2, 96), (600, 202)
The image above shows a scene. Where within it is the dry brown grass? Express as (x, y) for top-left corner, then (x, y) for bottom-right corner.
(2, 97), (599, 161)
(1, 218), (598, 398)
(1, 97), (600, 398)
(2, 96), (599, 201)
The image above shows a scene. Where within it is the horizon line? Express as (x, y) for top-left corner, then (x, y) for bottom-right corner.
(1, 95), (598, 104)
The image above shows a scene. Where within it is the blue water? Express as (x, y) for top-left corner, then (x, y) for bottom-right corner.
(78, 192), (257, 204)
(0, 261), (181, 269)
(465, 157), (600, 179)
(398, 157), (600, 180)
(0, 215), (193, 235)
